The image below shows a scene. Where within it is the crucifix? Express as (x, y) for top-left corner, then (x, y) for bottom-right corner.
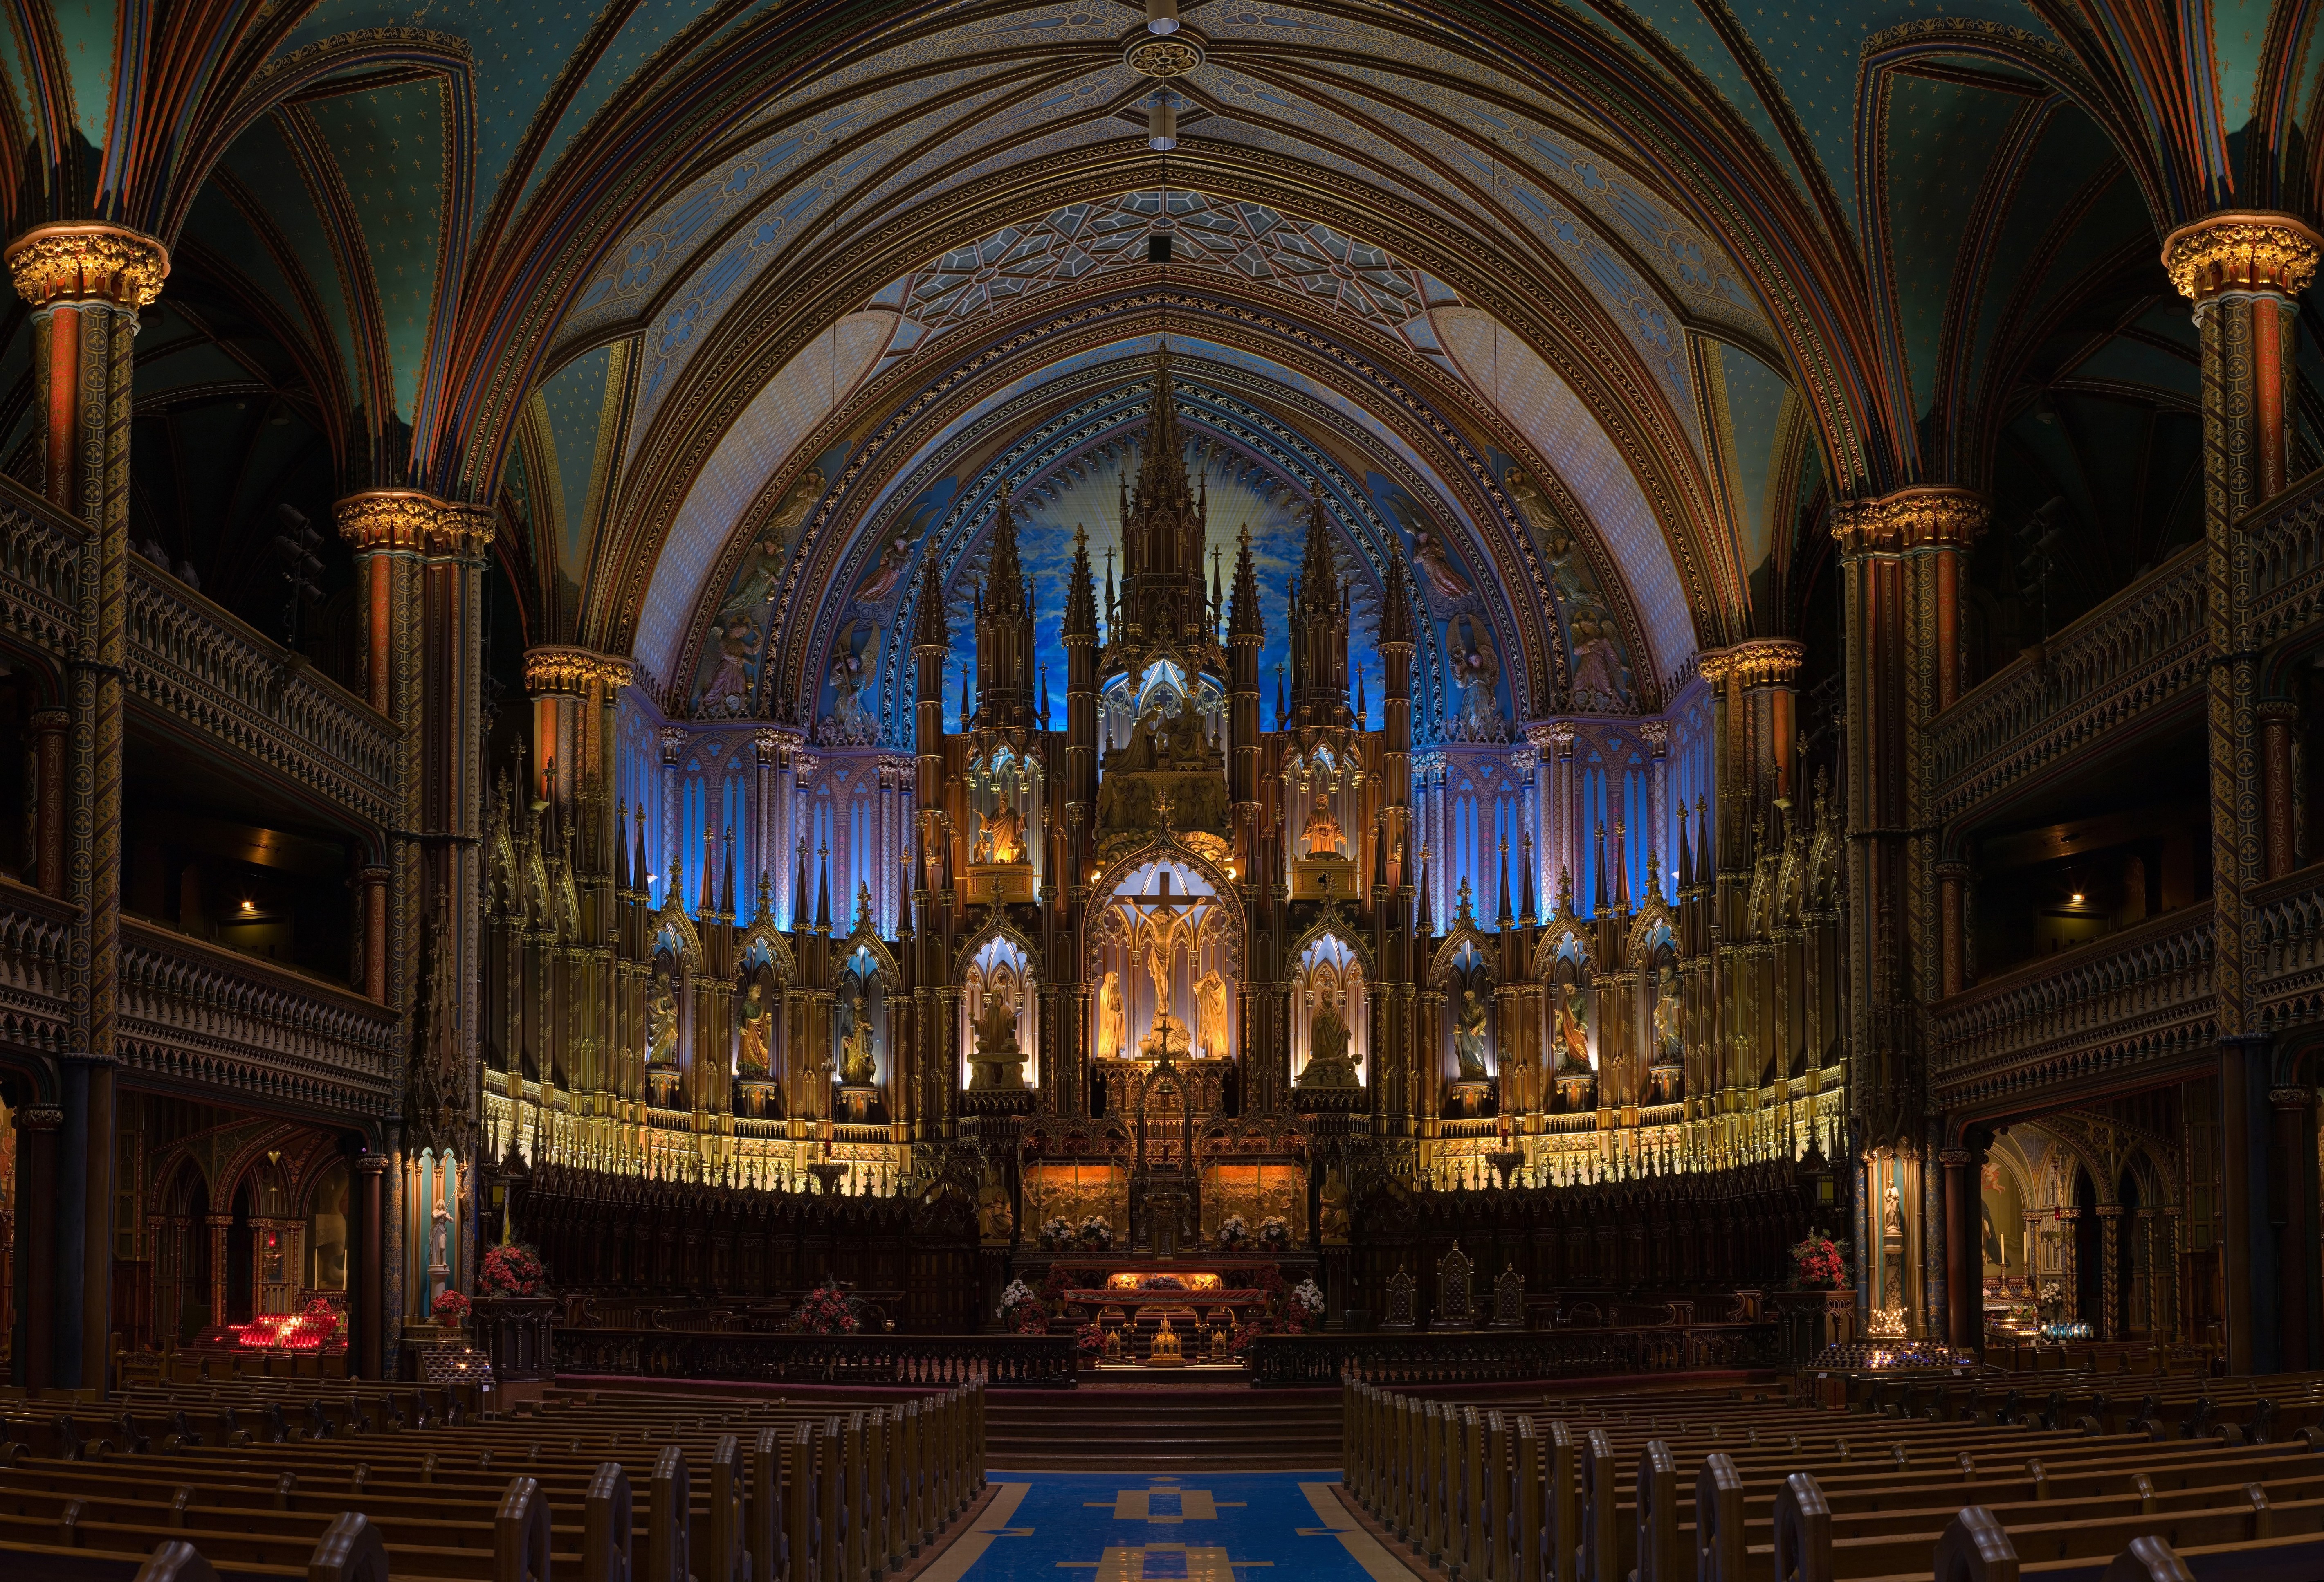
(1120, 868), (1205, 1042)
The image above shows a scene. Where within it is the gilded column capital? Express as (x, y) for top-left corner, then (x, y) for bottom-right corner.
(1829, 486), (1987, 556)
(1936, 1147), (1973, 1168)
(335, 489), (496, 556)
(2161, 210), (2322, 304)
(2257, 698), (2302, 724)
(523, 645), (636, 697)
(5, 222), (168, 308)
(1697, 638), (1805, 688)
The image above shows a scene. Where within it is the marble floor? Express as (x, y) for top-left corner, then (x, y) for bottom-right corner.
(921, 1472), (1417, 1582)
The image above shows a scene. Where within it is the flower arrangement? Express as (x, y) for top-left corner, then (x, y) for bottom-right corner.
(1077, 1215), (1114, 1250)
(1291, 1278), (1325, 1317)
(1257, 1215), (1291, 1249)
(1001, 1278), (1048, 1334)
(790, 1279), (861, 1334)
(1140, 1273), (1186, 1291)
(431, 1288), (472, 1329)
(1075, 1320), (1106, 1356)
(1790, 1232), (1846, 1290)
(1215, 1214), (1250, 1249)
(478, 1242), (546, 1299)
(1038, 1216), (1074, 1251)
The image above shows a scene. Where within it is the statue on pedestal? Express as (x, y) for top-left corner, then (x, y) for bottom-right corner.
(1300, 991), (1359, 1090)
(972, 790), (1026, 865)
(1303, 791), (1345, 856)
(737, 980), (773, 1078)
(1453, 988), (1491, 1081)
(1096, 971), (1127, 1063)
(970, 981), (1025, 1090)
(1193, 970), (1229, 1060)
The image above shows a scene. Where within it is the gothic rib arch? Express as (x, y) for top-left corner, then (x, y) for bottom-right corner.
(586, 147), (1740, 676)
(1079, 836), (1247, 985)
(754, 325), (1555, 744)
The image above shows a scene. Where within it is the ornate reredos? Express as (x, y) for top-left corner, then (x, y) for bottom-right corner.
(1081, 838), (1246, 983)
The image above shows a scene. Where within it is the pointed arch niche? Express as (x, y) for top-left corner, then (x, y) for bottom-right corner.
(1085, 851), (1240, 1070)
(1291, 931), (1369, 1089)
(963, 933), (1039, 1090)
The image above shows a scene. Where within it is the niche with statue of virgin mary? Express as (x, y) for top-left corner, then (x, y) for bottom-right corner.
(833, 939), (895, 1123)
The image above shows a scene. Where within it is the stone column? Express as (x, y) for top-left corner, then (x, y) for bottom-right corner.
(353, 1153), (386, 1378)
(359, 866), (391, 1003)
(2260, 700), (2301, 879)
(2055, 1207), (2081, 1321)
(2272, 1085), (2320, 1369)
(2097, 1204), (2124, 1341)
(6, 222), (167, 1390)
(27, 707), (65, 897)
(1936, 862), (1970, 998)
(15, 1104), (59, 1387)
(1940, 1147), (1977, 1348)
(206, 1212), (233, 1327)
(2164, 211), (2322, 1373)
(1831, 490), (1985, 1206)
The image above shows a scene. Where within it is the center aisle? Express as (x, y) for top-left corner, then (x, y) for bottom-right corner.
(921, 1471), (1415, 1582)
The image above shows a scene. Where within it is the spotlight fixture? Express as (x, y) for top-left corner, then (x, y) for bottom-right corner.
(1147, 0), (1179, 32)
(2070, 892), (2085, 905)
(1147, 95), (1177, 151)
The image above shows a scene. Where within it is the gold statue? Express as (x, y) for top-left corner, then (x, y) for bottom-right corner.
(1096, 970), (1127, 1063)
(978, 1178), (1014, 1245)
(1318, 1165), (1352, 1245)
(647, 968), (679, 1067)
(1193, 969), (1230, 1060)
(1554, 980), (1590, 1072)
(1453, 987), (1491, 1081)
(838, 1014), (878, 1086)
(1302, 790), (1345, 856)
(737, 980), (773, 1078)
(973, 789), (1026, 865)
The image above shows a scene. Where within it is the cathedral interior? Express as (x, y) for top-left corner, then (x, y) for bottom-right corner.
(1, 0), (2322, 1404)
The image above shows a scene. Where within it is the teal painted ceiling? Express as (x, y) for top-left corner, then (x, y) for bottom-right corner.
(0, 0), (2308, 708)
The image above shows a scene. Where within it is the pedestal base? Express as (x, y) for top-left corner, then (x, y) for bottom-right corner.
(734, 1079), (781, 1120)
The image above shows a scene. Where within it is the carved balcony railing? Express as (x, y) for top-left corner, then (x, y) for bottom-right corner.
(127, 558), (400, 829)
(119, 917), (396, 1118)
(2248, 468), (2324, 643)
(1929, 543), (2206, 825)
(0, 485), (85, 661)
(2251, 867), (2324, 1031)
(0, 879), (78, 1055)
(1927, 903), (2216, 1112)
(0, 479), (399, 831)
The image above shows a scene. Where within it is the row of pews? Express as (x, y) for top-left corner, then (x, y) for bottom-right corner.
(0, 1372), (986, 1580)
(1341, 1367), (2324, 1580)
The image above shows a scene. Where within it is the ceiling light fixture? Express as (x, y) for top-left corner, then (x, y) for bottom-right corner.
(1147, 0), (1179, 33)
(2070, 892), (2084, 905)
(1147, 95), (1177, 151)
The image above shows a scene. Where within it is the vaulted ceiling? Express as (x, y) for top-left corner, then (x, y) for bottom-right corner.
(0, 0), (2309, 723)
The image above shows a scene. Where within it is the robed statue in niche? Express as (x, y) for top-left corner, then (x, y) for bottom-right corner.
(647, 968), (679, 1067)
(1554, 979), (1591, 1072)
(1302, 790), (1345, 856)
(836, 978), (878, 1085)
(1301, 988), (1358, 1089)
(1652, 962), (1683, 1061)
(738, 979), (773, 1078)
(1095, 690), (1228, 847)
(1453, 987), (1491, 1081)
(1096, 970), (1127, 1063)
(1193, 970), (1230, 1060)
(973, 788), (1027, 865)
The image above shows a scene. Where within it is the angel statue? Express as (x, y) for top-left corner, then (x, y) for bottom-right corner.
(822, 621), (879, 745)
(1411, 527), (1472, 604)
(1453, 987), (1491, 1081)
(1570, 616), (1628, 711)
(853, 533), (914, 606)
(1446, 614), (1504, 740)
(1193, 970), (1230, 1060)
(696, 614), (761, 717)
(1096, 970), (1127, 1063)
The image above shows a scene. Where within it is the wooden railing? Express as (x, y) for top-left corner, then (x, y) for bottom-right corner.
(127, 555), (400, 828)
(1926, 903), (2216, 1112)
(1244, 1323), (1779, 1386)
(552, 1326), (1080, 1386)
(118, 916), (396, 1117)
(1929, 543), (2205, 825)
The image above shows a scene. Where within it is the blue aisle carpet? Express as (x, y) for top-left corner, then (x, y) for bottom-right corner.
(923, 1471), (1413, 1582)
